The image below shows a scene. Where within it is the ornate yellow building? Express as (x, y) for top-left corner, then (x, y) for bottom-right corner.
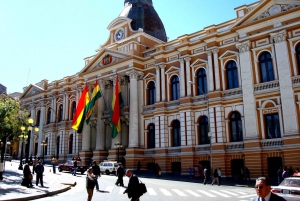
(20, 0), (300, 179)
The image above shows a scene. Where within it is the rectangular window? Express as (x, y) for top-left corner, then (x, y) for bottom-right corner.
(265, 114), (281, 139)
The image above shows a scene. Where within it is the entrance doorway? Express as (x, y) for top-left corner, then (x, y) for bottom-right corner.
(267, 157), (282, 182)
(231, 159), (244, 181)
(171, 162), (181, 175)
(199, 160), (211, 177)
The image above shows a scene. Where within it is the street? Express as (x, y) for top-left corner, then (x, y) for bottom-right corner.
(38, 172), (256, 201)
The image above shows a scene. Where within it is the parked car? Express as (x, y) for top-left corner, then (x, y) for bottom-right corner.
(99, 161), (119, 175)
(4, 154), (12, 162)
(58, 160), (87, 174)
(271, 172), (300, 201)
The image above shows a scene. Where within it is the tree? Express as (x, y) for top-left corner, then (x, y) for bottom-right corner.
(0, 93), (29, 180)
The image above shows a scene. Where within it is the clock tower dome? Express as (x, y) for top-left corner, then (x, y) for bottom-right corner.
(119, 0), (167, 42)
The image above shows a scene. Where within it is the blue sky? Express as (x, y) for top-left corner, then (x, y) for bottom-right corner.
(0, 0), (256, 94)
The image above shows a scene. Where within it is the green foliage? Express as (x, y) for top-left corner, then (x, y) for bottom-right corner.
(0, 94), (29, 140)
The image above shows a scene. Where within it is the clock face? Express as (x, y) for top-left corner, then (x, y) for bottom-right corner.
(115, 29), (124, 41)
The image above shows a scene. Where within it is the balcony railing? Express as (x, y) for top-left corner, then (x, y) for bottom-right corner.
(222, 88), (242, 97)
(144, 149), (155, 155)
(166, 100), (180, 108)
(195, 144), (210, 152)
(143, 105), (155, 113)
(292, 75), (300, 86)
(254, 80), (279, 91)
(261, 138), (283, 147)
(226, 142), (244, 150)
(168, 147), (181, 153)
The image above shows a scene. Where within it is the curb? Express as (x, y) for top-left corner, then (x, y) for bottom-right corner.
(0, 182), (75, 201)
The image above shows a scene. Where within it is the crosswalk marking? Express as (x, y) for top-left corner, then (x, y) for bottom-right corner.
(160, 188), (172, 196)
(105, 186), (114, 193)
(209, 190), (231, 197)
(220, 190), (238, 196)
(185, 189), (202, 197)
(119, 187), (124, 194)
(237, 192), (247, 195)
(197, 190), (217, 197)
(172, 189), (187, 196)
(238, 194), (257, 198)
(147, 188), (157, 195)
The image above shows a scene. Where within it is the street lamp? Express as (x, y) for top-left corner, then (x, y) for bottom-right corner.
(41, 140), (47, 164)
(25, 118), (39, 163)
(114, 142), (122, 163)
(18, 126), (29, 170)
(189, 81), (213, 176)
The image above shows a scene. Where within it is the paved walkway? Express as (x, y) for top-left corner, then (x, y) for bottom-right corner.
(0, 160), (76, 201)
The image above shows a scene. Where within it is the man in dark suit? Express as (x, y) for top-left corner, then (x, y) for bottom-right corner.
(249, 177), (286, 201)
(123, 169), (140, 201)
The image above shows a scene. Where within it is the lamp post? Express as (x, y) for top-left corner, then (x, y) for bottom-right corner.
(189, 81), (213, 176)
(41, 140), (47, 164)
(18, 127), (28, 170)
(114, 142), (122, 163)
(24, 118), (39, 163)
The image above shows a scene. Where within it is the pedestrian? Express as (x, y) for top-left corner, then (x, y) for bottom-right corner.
(29, 154), (33, 165)
(32, 156), (38, 174)
(116, 163), (125, 186)
(188, 167), (193, 178)
(288, 166), (294, 176)
(194, 166), (199, 178)
(22, 163), (33, 187)
(217, 168), (222, 185)
(35, 160), (44, 187)
(203, 166), (208, 185)
(13, 151), (16, 160)
(244, 167), (250, 181)
(51, 156), (57, 174)
(91, 161), (100, 191)
(72, 159), (78, 176)
(123, 169), (140, 201)
(86, 167), (96, 201)
(137, 161), (141, 175)
(211, 169), (219, 186)
(238, 167), (244, 183)
(198, 163), (204, 178)
(282, 166), (290, 179)
(155, 163), (161, 177)
(249, 177), (286, 201)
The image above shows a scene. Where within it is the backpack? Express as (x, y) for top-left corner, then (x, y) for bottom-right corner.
(138, 179), (147, 196)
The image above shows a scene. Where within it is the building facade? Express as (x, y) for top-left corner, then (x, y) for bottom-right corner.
(20, 0), (300, 179)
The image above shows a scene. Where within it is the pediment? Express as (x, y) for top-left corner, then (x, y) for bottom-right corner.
(143, 72), (156, 80)
(232, 0), (300, 28)
(107, 17), (132, 30)
(21, 84), (44, 98)
(219, 50), (239, 59)
(165, 66), (180, 74)
(191, 58), (207, 67)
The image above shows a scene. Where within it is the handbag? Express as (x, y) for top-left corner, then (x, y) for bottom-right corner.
(28, 173), (33, 180)
(138, 179), (147, 196)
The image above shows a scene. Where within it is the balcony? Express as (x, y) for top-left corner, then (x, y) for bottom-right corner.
(166, 100), (180, 108)
(144, 149), (155, 155)
(195, 144), (210, 152)
(168, 147), (181, 154)
(254, 80), (279, 92)
(226, 142), (244, 150)
(292, 75), (300, 86)
(222, 88), (243, 97)
(143, 105), (155, 113)
(261, 138), (283, 147)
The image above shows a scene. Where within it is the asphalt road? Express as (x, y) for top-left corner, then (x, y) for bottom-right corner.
(37, 172), (258, 201)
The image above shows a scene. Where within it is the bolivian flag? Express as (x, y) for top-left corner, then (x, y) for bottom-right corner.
(110, 76), (123, 138)
(72, 84), (90, 133)
(86, 80), (102, 124)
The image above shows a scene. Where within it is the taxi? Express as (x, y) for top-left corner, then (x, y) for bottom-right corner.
(271, 172), (300, 201)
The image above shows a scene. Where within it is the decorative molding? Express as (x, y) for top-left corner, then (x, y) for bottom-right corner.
(236, 41), (250, 53)
(254, 80), (280, 91)
(270, 30), (287, 43)
(126, 70), (144, 80)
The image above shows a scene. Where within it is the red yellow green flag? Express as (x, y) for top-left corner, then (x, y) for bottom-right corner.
(110, 76), (123, 138)
(85, 80), (102, 124)
(71, 84), (90, 133)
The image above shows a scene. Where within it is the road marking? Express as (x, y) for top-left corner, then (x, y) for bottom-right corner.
(185, 189), (202, 197)
(220, 190), (238, 196)
(160, 188), (172, 196)
(105, 186), (114, 193)
(237, 192), (247, 195)
(238, 194), (257, 198)
(197, 190), (217, 197)
(209, 190), (231, 197)
(119, 187), (124, 194)
(172, 189), (187, 196)
(147, 188), (157, 195)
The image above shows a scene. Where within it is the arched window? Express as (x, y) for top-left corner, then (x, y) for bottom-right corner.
(226, 61), (238, 89)
(199, 116), (209, 144)
(58, 105), (63, 122)
(71, 102), (76, 120)
(172, 120), (181, 147)
(47, 108), (51, 124)
(68, 134), (73, 154)
(36, 110), (41, 126)
(265, 113), (281, 139)
(230, 112), (243, 142)
(171, 76), (180, 100)
(259, 52), (274, 82)
(148, 124), (155, 148)
(197, 69), (207, 95)
(296, 44), (300, 74)
(148, 81), (156, 105)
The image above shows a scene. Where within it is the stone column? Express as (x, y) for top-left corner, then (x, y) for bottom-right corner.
(81, 124), (91, 151)
(213, 48), (221, 90)
(95, 79), (105, 151)
(64, 91), (69, 121)
(179, 58), (186, 97)
(185, 57), (192, 96)
(37, 103), (45, 157)
(51, 95), (57, 122)
(206, 50), (214, 91)
(155, 66), (161, 102)
(185, 111), (194, 145)
(126, 70), (143, 147)
(236, 41), (259, 138)
(271, 30), (299, 135)
(160, 65), (166, 102)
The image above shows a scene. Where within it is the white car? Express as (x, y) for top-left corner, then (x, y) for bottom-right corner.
(99, 161), (119, 175)
(271, 172), (300, 201)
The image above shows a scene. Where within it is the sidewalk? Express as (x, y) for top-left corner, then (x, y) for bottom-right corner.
(0, 160), (76, 201)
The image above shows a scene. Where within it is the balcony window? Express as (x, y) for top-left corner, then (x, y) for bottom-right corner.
(148, 81), (156, 105)
(148, 124), (155, 148)
(197, 69), (207, 95)
(199, 116), (209, 144)
(226, 61), (238, 89)
(171, 76), (180, 100)
(259, 52), (274, 83)
(230, 111), (243, 142)
(172, 120), (181, 147)
(265, 113), (281, 139)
